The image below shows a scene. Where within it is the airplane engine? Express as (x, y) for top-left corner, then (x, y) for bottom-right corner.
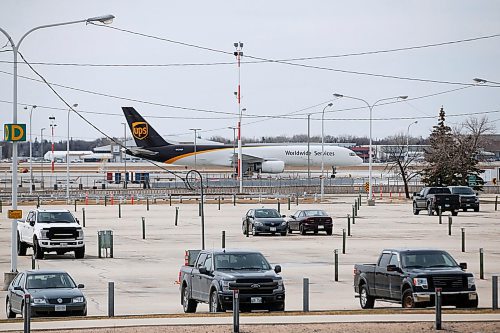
(259, 161), (285, 173)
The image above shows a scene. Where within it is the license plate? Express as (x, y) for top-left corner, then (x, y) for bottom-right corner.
(466, 204), (470, 207)
(60, 243), (67, 247)
(469, 293), (477, 300)
(318, 226), (324, 229)
(251, 297), (262, 304)
(270, 227), (276, 232)
(54, 305), (66, 311)
(445, 204), (450, 207)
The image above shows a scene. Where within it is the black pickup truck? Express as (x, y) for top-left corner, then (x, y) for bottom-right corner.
(354, 249), (478, 309)
(179, 249), (285, 313)
(412, 187), (460, 216)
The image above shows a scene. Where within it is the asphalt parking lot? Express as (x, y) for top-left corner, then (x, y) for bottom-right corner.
(1, 196), (499, 318)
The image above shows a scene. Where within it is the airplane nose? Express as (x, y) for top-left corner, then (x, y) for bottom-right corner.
(355, 156), (363, 165)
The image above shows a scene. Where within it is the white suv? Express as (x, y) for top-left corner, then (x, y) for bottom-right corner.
(17, 209), (85, 259)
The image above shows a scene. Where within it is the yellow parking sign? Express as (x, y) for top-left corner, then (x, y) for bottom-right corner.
(4, 124), (26, 142)
(8, 210), (23, 219)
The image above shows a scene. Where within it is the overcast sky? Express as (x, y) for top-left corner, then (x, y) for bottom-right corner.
(1, 1), (499, 145)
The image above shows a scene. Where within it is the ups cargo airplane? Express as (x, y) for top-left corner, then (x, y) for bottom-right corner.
(123, 107), (363, 174)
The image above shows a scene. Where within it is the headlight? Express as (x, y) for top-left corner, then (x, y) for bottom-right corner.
(32, 298), (46, 304)
(276, 279), (284, 291)
(468, 276), (475, 288)
(254, 222), (263, 226)
(221, 280), (236, 292)
(413, 278), (428, 289)
(73, 296), (85, 303)
(39, 229), (49, 239)
(77, 229), (84, 239)
(280, 222), (287, 226)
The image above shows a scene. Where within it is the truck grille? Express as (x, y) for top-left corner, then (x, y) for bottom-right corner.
(431, 276), (465, 291)
(231, 279), (278, 294)
(47, 227), (78, 240)
(47, 298), (72, 304)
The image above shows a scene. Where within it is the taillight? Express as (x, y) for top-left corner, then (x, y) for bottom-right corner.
(184, 250), (189, 266)
(176, 271), (181, 284)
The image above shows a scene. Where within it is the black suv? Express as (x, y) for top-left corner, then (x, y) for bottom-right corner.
(448, 186), (480, 212)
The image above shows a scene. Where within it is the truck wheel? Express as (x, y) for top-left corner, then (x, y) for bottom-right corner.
(75, 246), (85, 259)
(451, 211), (458, 216)
(412, 203), (419, 215)
(182, 286), (197, 313)
(326, 228), (333, 236)
(6, 297), (16, 318)
(402, 289), (415, 308)
(280, 230), (287, 236)
(33, 237), (44, 259)
(209, 290), (222, 313)
(359, 284), (375, 309)
(474, 206), (479, 212)
(17, 233), (27, 256)
(299, 224), (306, 235)
(427, 204), (434, 216)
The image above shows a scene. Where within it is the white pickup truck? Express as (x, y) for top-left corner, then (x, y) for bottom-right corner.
(17, 209), (85, 259)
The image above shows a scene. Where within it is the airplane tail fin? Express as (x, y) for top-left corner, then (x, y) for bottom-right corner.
(122, 107), (170, 148)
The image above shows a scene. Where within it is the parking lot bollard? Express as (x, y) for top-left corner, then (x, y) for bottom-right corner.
(118, 203), (121, 218)
(180, 195), (183, 204)
(23, 294), (31, 333)
(480, 248), (484, 279)
(169, 194), (172, 206)
(296, 195), (299, 206)
(233, 194), (236, 206)
(334, 249), (339, 282)
(352, 205), (355, 220)
(288, 197), (291, 210)
(347, 214), (351, 236)
(222, 231), (226, 248)
(82, 208), (86, 227)
(493, 276), (498, 310)
(31, 255), (35, 270)
(495, 196), (498, 211)
(435, 288), (442, 330)
(199, 202), (202, 217)
(277, 200), (281, 213)
(147, 198), (150, 211)
(303, 278), (309, 312)
(233, 289), (240, 333)
(358, 194), (361, 207)
(175, 207), (179, 226)
(448, 216), (452, 236)
(104, 195), (107, 207)
(108, 281), (114, 317)
(37, 196), (40, 208)
(218, 196), (221, 210)
(438, 207), (442, 224)
(342, 229), (346, 254)
(0, 199), (3, 213)
(352, 209), (356, 225)
(461, 228), (465, 252)
(142, 217), (146, 239)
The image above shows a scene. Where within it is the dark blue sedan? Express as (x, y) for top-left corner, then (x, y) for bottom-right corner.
(6, 270), (87, 318)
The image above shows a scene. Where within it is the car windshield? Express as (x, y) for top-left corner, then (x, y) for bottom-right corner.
(27, 273), (76, 289)
(451, 187), (475, 195)
(37, 212), (75, 223)
(401, 251), (458, 269)
(214, 253), (271, 270)
(303, 210), (328, 217)
(254, 209), (281, 218)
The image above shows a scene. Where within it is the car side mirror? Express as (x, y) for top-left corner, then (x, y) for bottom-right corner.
(290, 215), (295, 219)
(386, 264), (401, 272)
(413, 192), (418, 197)
(14, 286), (23, 291)
(274, 265), (281, 274)
(459, 262), (467, 270)
(281, 215), (286, 218)
(199, 267), (208, 275)
(76, 218), (80, 224)
(77, 284), (85, 289)
(29, 221), (35, 227)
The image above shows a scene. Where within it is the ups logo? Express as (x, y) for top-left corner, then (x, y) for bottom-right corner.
(132, 122), (148, 140)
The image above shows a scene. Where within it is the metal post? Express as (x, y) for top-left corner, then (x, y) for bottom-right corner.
(233, 194), (236, 206)
(37, 196), (40, 208)
(169, 194), (172, 206)
(461, 228), (465, 252)
(448, 216), (452, 236)
(296, 195), (299, 206)
(334, 249), (339, 282)
(222, 231), (226, 248)
(352, 210), (356, 225)
(74, 199), (77, 212)
(104, 195), (107, 207)
(246, 218), (249, 238)
(342, 229), (346, 254)
(493, 275), (498, 310)
(142, 217), (146, 240)
(288, 197), (291, 210)
(218, 196), (221, 210)
(147, 197), (149, 211)
(0, 200), (2, 213)
(23, 294), (31, 333)
(438, 207), (442, 224)
(303, 277), (309, 312)
(352, 205), (356, 219)
(358, 194), (361, 207)
(347, 214), (351, 236)
(480, 248), (484, 280)
(118, 203), (121, 218)
(82, 208), (86, 227)
(98, 231), (102, 258)
(198, 202), (202, 217)
(31, 255), (35, 270)
(108, 281), (114, 317)
(233, 289), (240, 333)
(495, 196), (498, 211)
(435, 288), (442, 330)
(175, 207), (179, 226)
(277, 200), (280, 213)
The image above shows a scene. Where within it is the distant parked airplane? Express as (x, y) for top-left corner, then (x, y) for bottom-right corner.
(122, 107), (363, 174)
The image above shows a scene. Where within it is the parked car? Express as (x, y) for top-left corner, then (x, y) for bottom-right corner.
(412, 187), (460, 216)
(353, 249), (478, 309)
(448, 186), (480, 212)
(179, 249), (285, 313)
(287, 209), (333, 235)
(5, 270), (87, 318)
(241, 208), (287, 236)
(17, 209), (85, 259)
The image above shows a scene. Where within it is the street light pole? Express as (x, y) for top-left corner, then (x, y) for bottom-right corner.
(0, 14), (114, 276)
(121, 122), (127, 188)
(228, 127), (237, 177)
(26, 105), (37, 194)
(333, 93), (407, 206)
(40, 128), (45, 189)
(406, 121), (418, 160)
(321, 103), (333, 201)
(49, 116), (56, 188)
(189, 128), (201, 169)
(67, 103), (78, 201)
(234, 41), (244, 193)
